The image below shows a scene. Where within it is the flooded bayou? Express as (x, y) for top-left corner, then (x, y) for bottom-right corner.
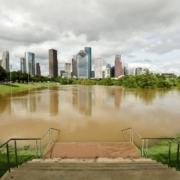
(0, 85), (180, 147)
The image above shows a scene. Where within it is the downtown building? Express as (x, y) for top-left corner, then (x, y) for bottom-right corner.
(0, 59), (2, 67)
(62, 63), (71, 78)
(114, 55), (124, 78)
(36, 63), (41, 75)
(105, 64), (111, 78)
(2, 50), (9, 71)
(49, 49), (58, 78)
(77, 50), (88, 79)
(64, 63), (71, 73)
(94, 58), (102, 78)
(84, 47), (91, 78)
(72, 55), (77, 77)
(24, 52), (35, 75)
(20, 58), (26, 73)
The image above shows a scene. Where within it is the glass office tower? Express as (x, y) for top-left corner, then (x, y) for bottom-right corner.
(77, 50), (88, 79)
(25, 52), (35, 75)
(20, 58), (26, 73)
(84, 47), (91, 79)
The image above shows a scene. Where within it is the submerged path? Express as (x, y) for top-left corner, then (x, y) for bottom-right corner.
(43, 142), (138, 158)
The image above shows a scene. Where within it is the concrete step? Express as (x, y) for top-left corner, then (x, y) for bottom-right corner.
(2, 169), (180, 180)
(29, 157), (157, 163)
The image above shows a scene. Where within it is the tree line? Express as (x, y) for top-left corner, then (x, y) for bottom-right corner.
(0, 65), (180, 88)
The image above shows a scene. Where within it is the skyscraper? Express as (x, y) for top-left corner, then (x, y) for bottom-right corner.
(36, 63), (41, 75)
(94, 58), (102, 78)
(20, 58), (26, 73)
(2, 50), (9, 71)
(25, 52), (35, 75)
(84, 47), (91, 79)
(49, 49), (58, 78)
(104, 68), (110, 78)
(115, 55), (124, 78)
(64, 63), (71, 73)
(135, 67), (143, 75)
(106, 64), (111, 77)
(77, 50), (88, 79)
(72, 55), (77, 77)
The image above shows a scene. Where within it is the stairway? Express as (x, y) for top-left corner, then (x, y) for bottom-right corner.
(1, 157), (180, 180)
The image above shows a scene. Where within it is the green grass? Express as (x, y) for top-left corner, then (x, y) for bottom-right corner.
(0, 147), (45, 178)
(0, 82), (58, 93)
(142, 139), (180, 170)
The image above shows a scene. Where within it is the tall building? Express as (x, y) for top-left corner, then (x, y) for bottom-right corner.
(135, 67), (143, 75)
(36, 63), (41, 75)
(77, 50), (88, 79)
(84, 47), (91, 78)
(0, 59), (2, 67)
(64, 63), (71, 73)
(104, 68), (110, 78)
(2, 50), (9, 71)
(114, 55), (124, 78)
(60, 70), (65, 77)
(20, 58), (26, 73)
(111, 66), (115, 78)
(94, 58), (102, 78)
(106, 64), (111, 77)
(49, 49), (58, 78)
(25, 52), (35, 75)
(72, 55), (77, 77)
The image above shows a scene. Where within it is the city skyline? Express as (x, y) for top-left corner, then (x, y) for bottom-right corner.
(0, 1), (180, 75)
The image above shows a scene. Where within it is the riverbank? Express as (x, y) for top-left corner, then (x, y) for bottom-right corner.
(146, 139), (179, 170)
(0, 147), (40, 178)
(0, 82), (59, 93)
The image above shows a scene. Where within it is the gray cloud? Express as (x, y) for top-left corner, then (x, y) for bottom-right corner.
(0, 0), (180, 75)
(134, 59), (152, 63)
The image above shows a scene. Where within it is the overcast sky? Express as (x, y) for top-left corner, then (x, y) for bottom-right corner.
(0, 0), (180, 76)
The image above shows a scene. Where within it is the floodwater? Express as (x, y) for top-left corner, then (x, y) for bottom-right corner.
(0, 85), (180, 147)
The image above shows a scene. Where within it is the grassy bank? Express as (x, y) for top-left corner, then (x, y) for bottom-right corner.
(0, 82), (59, 93)
(143, 139), (180, 170)
(0, 147), (43, 178)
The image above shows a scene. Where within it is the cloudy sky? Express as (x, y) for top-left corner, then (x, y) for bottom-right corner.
(0, 0), (180, 76)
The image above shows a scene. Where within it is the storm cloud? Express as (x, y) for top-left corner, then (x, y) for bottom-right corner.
(0, 0), (180, 75)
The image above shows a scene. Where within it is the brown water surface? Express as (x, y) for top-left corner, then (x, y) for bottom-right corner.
(0, 85), (180, 147)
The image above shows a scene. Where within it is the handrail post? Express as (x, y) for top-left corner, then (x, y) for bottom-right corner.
(168, 140), (171, 168)
(50, 129), (52, 143)
(36, 140), (38, 158)
(48, 129), (51, 144)
(141, 139), (144, 156)
(6, 143), (10, 172)
(130, 129), (132, 142)
(132, 129), (134, 144)
(14, 140), (18, 168)
(176, 143), (180, 171)
(146, 139), (148, 158)
(39, 140), (42, 158)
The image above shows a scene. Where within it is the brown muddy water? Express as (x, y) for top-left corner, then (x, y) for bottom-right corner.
(0, 85), (180, 148)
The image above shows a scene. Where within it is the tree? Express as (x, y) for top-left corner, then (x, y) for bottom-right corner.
(0, 66), (7, 81)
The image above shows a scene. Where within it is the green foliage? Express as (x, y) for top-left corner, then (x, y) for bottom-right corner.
(0, 66), (7, 81)
(1, 69), (180, 89)
(147, 140), (179, 169)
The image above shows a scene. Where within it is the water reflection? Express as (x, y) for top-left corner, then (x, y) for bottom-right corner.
(49, 89), (59, 116)
(72, 86), (92, 116)
(114, 88), (122, 108)
(0, 86), (180, 145)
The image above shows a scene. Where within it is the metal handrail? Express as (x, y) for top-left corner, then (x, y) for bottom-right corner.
(122, 127), (180, 171)
(0, 128), (60, 173)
